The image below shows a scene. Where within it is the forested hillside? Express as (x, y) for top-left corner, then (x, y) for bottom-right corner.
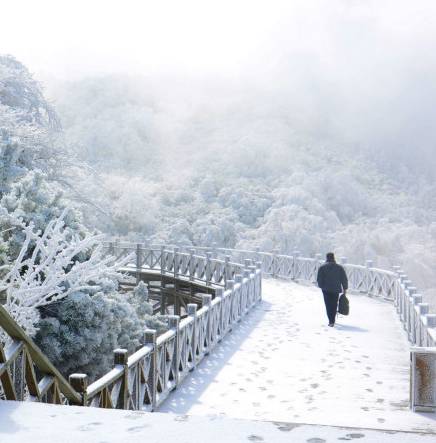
(47, 75), (436, 300)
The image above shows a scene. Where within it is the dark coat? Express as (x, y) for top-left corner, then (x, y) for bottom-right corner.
(317, 261), (348, 294)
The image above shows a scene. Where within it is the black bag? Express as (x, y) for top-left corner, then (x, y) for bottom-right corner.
(338, 293), (349, 316)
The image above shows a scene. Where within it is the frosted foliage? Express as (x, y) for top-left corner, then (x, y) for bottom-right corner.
(0, 56), (62, 196)
(31, 65), (436, 305)
(36, 291), (142, 379)
(35, 283), (167, 379)
(0, 55), (58, 128)
(0, 209), (129, 336)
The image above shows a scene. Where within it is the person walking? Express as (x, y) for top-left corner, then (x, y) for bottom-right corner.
(316, 252), (348, 327)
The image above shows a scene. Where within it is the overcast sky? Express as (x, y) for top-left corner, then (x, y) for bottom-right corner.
(2, 0), (436, 81)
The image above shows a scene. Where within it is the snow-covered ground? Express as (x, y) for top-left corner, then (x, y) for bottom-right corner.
(159, 279), (436, 433)
(0, 400), (435, 443)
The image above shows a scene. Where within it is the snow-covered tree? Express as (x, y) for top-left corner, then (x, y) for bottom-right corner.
(35, 282), (167, 380)
(0, 209), (130, 336)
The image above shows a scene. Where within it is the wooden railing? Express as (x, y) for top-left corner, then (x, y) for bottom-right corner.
(0, 304), (82, 405)
(0, 245), (261, 410)
(67, 254), (262, 411)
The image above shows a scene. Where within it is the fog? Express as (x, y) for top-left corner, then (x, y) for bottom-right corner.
(2, 1), (436, 297)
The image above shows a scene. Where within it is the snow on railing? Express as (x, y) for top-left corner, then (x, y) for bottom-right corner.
(0, 304), (82, 405)
(66, 245), (262, 411)
(102, 241), (436, 412)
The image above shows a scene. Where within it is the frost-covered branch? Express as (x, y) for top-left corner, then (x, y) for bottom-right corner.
(0, 209), (132, 336)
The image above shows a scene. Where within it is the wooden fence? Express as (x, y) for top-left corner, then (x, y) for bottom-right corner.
(0, 246), (261, 411)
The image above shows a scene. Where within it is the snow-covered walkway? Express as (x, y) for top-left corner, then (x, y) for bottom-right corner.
(159, 279), (436, 433)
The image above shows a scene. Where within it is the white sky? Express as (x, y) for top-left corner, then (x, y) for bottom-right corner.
(2, 0), (436, 80)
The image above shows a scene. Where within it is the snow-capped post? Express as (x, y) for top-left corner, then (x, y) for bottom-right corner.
(202, 294), (212, 354)
(411, 294), (423, 344)
(224, 255), (231, 285)
(407, 287), (418, 335)
(226, 280), (235, 331)
(242, 269), (250, 308)
(168, 315), (180, 386)
(68, 374), (88, 406)
(416, 303), (430, 346)
(403, 280), (412, 324)
(136, 243), (142, 285)
(214, 287), (224, 342)
(189, 248), (196, 281)
(160, 245), (166, 275)
(113, 348), (129, 409)
(272, 249), (279, 278)
(293, 250), (300, 280)
(187, 304), (197, 370)
(144, 329), (157, 410)
(235, 275), (243, 320)
(340, 256), (347, 264)
(315, 253), (322, 262)
(364, 260), (373, 294)
(244, 259), (252, 269)
(424, 314), (436, 347)
(206, 252), (212, 285)
(174, 246), (180, 278)
(255, 262), (262, 301)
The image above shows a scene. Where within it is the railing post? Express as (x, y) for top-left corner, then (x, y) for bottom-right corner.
(226, 280), (235, 330)
(243, 269), (251, 308)
(160, 246), (165, 275)
(272, 249), (279, 278)
(68, 374), (88, 406)
(187, 304), (197, 370)
(224, 255), (231, 284)
(244, 259), (252, 269)
(292, 250), (300, 280)
(214, 287), (224, 342)
(254, 262), (262, 301)
(136, 243), (142, 285)
(202, 294), (212, 354)
(173, 247), (180, 278)
(113, 348), (129, 409)
(340, 256), (347, 265)
(205, 252), (212, 285)
(144, 329), (157, 410)
(411, 294), (423, 344)
(365, 259), (373, 293)
(235, 275), (243, 320)
(189, 248), (196, 281)
(168, 315), (180, 387)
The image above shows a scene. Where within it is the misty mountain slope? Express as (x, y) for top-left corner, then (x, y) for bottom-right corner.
(47, 76), (436, 301)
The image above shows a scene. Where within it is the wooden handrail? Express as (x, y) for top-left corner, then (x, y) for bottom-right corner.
(0, 305), (82, 404)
